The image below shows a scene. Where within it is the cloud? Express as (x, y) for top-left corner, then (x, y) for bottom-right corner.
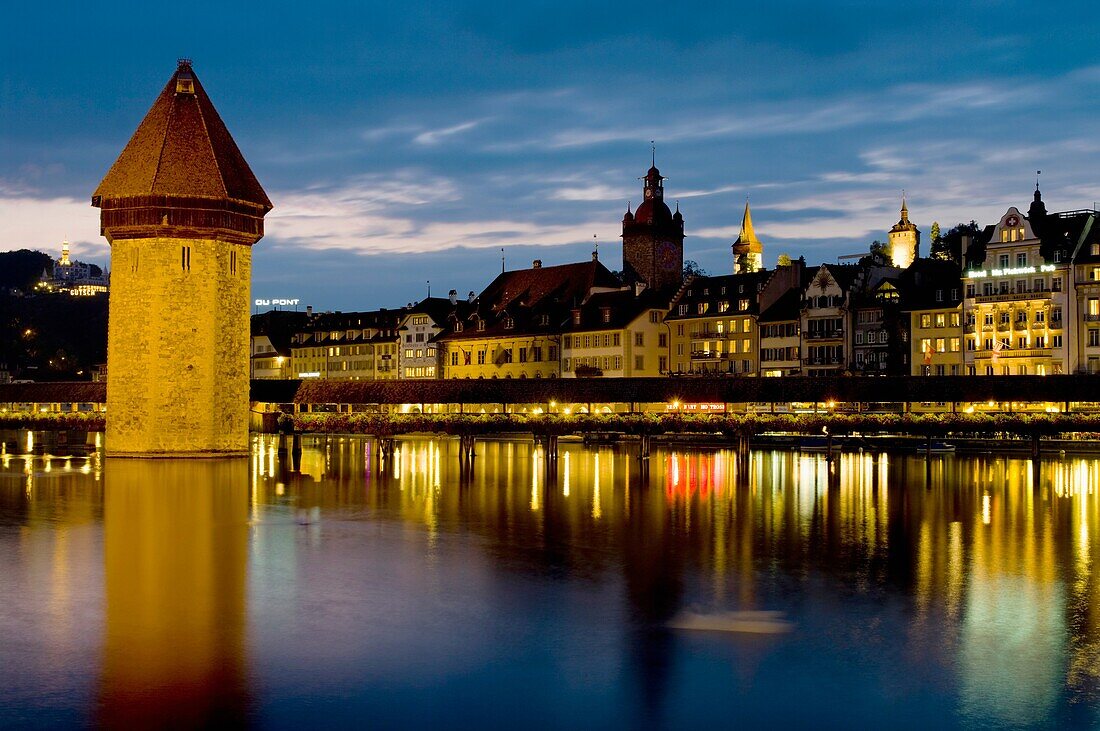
(0, 189), (106, 263)
(413, 119), (485, 146)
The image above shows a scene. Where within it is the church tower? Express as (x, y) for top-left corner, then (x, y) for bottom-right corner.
(92, 60), (272, 456)
(621, 162), (684, 292)
(731, 201), (763, 273)
(888, 195), (920, 268)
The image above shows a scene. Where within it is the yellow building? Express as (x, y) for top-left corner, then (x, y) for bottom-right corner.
(902, 260), (964, 376)
(561, 290), (668, 377)
(962, 199), (1075, 376)
(289, 310), (403, 381)
(441, 259), (620, 379)
(92, 60), (271, 456)
(667, 271), (770, 375)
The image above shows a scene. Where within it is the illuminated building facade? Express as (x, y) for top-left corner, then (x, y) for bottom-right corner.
(440, 259), (619, 379)
(397, 293), (475, 379)
(92, 60), (271, 455)
(962, 196), (1079, 376)
(36, 240), (109, 296)
(289, 309), (403, 380)
(561, 289), (668, 377)
(902, 259), (965, 376)
(666, 271), (770, 375)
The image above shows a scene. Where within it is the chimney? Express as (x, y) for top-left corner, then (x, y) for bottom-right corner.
(533, 259), (542, 269)
(448, 289), (458, 305)
(306, 305), (313, 317)
(572, 308), (582, 326)
(468, 291), (476, 303)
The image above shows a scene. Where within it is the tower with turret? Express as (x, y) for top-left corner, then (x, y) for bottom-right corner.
(92, 60), (272, 456)
(732, 201), (763, 273)
(621, 163), (684, 292)
(888, 196), (920, 268)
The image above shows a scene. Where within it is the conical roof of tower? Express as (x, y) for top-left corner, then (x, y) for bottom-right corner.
(734, 201), (760, 245)
(93, 61), (271, 210)
(890, 195), (917, 233)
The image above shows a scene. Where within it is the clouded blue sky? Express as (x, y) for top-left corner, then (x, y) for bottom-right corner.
(4, 1), (1100, 310)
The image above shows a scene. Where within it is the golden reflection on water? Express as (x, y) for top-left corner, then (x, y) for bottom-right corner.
(98, 458), (249, 728)
(6, 429), (1100, 724)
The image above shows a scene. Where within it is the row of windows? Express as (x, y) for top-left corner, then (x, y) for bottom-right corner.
(688, 319), (752, 337)
(967, 278), (1062, 297)
(855, 331), (890, 345)
(404, 332), (428, 343)
(761, 347), (799, 362)
(761, 323), (798, 339)
(404, 366), (436, 377)
(403, 348), (436, 359)
(564, 356), (624, 372)
(968, 335), (1062, 351)
(677, 299), (751, 316)
(918, 313), (962, 329)
(450, 346), (559, 367)
(919, 337), (962, 354)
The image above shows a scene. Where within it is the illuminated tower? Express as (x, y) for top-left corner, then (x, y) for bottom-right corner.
(59, 240), (72, 267)
(888, 195), (920, 268)
(731, 201), (763, 273)
(92, 60), (272, 456)
(621, 163), (684, 292)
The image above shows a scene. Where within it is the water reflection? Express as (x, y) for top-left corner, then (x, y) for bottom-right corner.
(3, 430), (1100, 727)
(99, 458), (250, 727)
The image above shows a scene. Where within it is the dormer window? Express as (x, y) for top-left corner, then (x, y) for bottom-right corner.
(477, 320), (485, 332)
(601, 308), (611, 323)
(504, 318), (514, 329)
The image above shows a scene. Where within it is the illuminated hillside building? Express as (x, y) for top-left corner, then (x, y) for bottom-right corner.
(888, 196), (920, 268)
(731, 201), (764, 273)
(92, 60), (271, 455)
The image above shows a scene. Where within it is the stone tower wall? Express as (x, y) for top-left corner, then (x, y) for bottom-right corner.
(106, 236), (251, 456)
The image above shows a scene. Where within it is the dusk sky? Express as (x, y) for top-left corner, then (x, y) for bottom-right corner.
(4, 1), (1100, 311)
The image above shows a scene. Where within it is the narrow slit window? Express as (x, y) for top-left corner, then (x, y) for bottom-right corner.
(230, 249), (237, 274)
(182, 246), (191, 271)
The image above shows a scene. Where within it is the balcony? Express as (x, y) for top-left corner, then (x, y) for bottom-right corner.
(1013, 321), (1028, 331)
(802, 357), (844, 366)
(1085, 314), (1100, 322)
(964, 324), (976, 334)
(974, 290), (1053, 304)
(975, 347), (1053, 359)
(691, 351), (735, 361)
(805, 330), (844, 340)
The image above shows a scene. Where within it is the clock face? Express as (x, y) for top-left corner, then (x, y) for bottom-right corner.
(658, 241), (678, 271)
(1006, 215), (1020, 227)
(644, 188), (654, 199)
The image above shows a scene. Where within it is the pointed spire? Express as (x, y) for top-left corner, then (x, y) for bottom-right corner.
(735, 201), (759, 245)
(900, 190), (909, 222)
(651, 140), (655, 167)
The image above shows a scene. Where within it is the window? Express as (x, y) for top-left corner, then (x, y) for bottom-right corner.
(230, 249), (237, 274)
(935, 314), (946, 328)
(936, 338), (945, 353)
(548, 346), (557, 360)
(1016, 253), (1027, 267)
(1052, 277), (1062, 292)
(519, 348), (527, 363)
(999, 254), (1010, 268)
(503, 318), (515, 329)
(650, 311), (660, 323)
(181, 245), (191, 271)
(678, 304), (688, 315)
(613, 333), (621, 347)
(950, 313), (961, 327)
(950, 338), (960, 352)
(451, 352), (458, 366)
(634, 332), (644, 346)
(1053, 335), (1062, 348)
(477, 350), (485, 365)
(658, 333), (667, 347)
(1091, 330), (1100, 347)
(658, 356), (667, 372)
(634, 355), (644, 370)
(966, 284), (976, 297)
(967, 338), (976, 351)
(738, 299), (750, 311)
(935, 290), (944, 302)
(1000, 312), (1010, 325)
(477, 320), (485, 332)
(984, 313), (994, 326)
(1036, 336), (1046, 348)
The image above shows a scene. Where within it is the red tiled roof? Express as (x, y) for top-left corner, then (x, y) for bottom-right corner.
(93, 62), (271, 210)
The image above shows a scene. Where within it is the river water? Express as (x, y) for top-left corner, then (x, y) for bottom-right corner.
(2, 431), (1099, 729)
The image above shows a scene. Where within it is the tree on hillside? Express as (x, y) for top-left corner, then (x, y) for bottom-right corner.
(0, 250), (53, 292)
(932, 221), (982, 265)
(683, 260), (707, 279)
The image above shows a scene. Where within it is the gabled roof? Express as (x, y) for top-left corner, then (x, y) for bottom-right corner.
(897, 258), (964, 311)
(439, 259), (621, 341)
(251, 310), (310, 356)
(666, 270), (771, 320)
(561, 288), (664, 333)
(93, 61), (271, 210)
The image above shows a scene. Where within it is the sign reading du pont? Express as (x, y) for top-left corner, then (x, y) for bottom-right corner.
(255, 298), (301, 307)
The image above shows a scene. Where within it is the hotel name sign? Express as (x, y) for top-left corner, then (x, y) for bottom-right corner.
(964, 264), (1056, 279)
(255, 298), (301, 307)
